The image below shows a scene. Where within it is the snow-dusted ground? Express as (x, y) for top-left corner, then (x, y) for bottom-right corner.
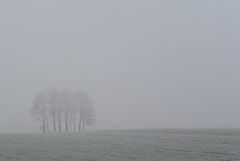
(0, 129), (240, 161)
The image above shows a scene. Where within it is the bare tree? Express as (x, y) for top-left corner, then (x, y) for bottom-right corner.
(30, 91), (49, 133)
(60, 89), (73, 132)
(71, 100), (77, 132)
(75, 90), (84, 132)
(81, 93), (95, 132)
(47, 88), (59, 132)
(75, 91), (95, 132)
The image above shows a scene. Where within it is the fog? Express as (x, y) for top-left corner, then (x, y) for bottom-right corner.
(0, 0), (240, 133)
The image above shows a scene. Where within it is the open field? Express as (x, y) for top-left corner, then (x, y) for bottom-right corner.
(0, 129), (240, 161)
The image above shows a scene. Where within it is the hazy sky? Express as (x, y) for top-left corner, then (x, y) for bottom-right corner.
(0, 0), (240, 133)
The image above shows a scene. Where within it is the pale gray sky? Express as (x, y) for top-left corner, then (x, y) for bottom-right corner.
(0, 0), (240, 133)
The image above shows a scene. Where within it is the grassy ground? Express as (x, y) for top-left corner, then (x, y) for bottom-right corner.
(0, 129), (239, 161)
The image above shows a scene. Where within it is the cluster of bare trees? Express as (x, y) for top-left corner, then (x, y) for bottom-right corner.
(30, 89), (95, 133)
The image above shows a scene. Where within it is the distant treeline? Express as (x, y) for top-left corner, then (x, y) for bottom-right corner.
(30, 88), (95, 133)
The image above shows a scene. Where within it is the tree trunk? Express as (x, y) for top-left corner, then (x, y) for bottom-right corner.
(82, 119), (85, 132)
(42, 119), (46, 133)
(58, 113), (61, 132)
(73, 113), (76, 132)
(53, 114), (56, 132)
(46, 117), (49, 133)
(65, 112), (68, 132)
(78, 114), (82, 132)
(41, 110), (46, 133)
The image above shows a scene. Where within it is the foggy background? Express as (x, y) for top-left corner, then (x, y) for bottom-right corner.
(0, 0), (239, 133)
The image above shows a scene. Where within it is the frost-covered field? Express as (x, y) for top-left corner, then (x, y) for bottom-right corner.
(0, 129), (240, 161)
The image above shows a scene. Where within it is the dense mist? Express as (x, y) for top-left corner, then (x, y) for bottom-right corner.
(0, 0), (240, 133)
